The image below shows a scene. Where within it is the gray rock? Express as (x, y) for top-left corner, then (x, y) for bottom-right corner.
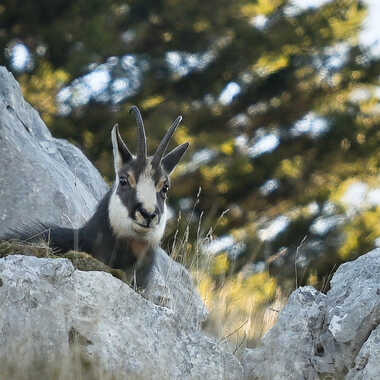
(242, 286), (329, 380)
(0, 255), (243, 379)
(346, 325), (380, 380)
(0, 66), (108, 233)
(54, 138), (109, 202)
(325, 249), (380, 373)
(242, 249), (380, 379)
(146, 247), (208, 331)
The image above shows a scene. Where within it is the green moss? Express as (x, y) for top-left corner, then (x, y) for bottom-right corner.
(63, 250), (129, 283)
(64, 250), (109, 271)
(1, 349), (129, 380)
(0, 240), (55, 258)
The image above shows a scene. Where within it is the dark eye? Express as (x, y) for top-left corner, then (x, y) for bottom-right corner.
(161, 183), (169, 195)
(119, 176), (129, 187)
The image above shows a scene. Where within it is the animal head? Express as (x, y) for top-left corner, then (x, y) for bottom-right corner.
(108, 106), (189, 245)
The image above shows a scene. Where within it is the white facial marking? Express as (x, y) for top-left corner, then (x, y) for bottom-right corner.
(108, 189), (134, 238)
(108, 186), (167, 246)
(136, 162), (157, 214)
(150, 204), (167, 245)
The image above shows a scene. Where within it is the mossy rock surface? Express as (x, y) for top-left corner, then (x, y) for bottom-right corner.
(0, 240), (55, 258)
(0, 240), (128, 284)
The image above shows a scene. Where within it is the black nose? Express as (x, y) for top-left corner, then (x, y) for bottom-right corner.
(136, 205), (158, 226)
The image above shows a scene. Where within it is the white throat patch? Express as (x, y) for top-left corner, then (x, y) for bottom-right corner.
(136, 162), (157, 214)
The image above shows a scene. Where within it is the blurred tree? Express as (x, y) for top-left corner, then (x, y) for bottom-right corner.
(2, 0), (380, 294)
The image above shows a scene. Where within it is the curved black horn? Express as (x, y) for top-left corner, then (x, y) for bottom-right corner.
(152, 115), (182, 168)
(129, 106), (147, 162)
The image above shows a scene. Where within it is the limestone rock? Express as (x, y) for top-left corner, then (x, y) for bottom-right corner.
(242, 249), (380, 379)
(346, 325), (380, 380)
(0, 66), (108, 233)
(326, 249), (380, 373)
(242, 286), (329, 380)
(0, 255), (242, 379)
(146, 247), (208, 331)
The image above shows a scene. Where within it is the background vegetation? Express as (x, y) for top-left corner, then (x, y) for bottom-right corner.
(2, 0), (380, 345)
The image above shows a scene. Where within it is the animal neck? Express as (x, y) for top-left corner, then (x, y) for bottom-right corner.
(114, 235), (152, 260)
(128, 238), (150, 259)
(107, 236), (152, 276)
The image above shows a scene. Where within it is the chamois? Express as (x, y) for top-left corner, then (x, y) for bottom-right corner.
(5, 106), (189, 288)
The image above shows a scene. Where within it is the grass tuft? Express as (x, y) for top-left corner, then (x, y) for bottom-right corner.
(0, 240), (128, 283)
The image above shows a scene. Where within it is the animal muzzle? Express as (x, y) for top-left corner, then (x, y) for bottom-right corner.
(134, 205), (159, 228)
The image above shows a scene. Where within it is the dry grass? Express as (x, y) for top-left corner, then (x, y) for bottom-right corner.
(196, 273), (287, 350)
(0, 240), (128, 282)
(166, 190), (287, 350)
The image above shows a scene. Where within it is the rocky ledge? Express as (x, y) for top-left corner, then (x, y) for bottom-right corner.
(0, 254), (242, 379)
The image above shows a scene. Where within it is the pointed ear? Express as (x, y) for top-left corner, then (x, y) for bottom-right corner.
(162, 142), (189, 175)
(111, 124), (133, 173)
